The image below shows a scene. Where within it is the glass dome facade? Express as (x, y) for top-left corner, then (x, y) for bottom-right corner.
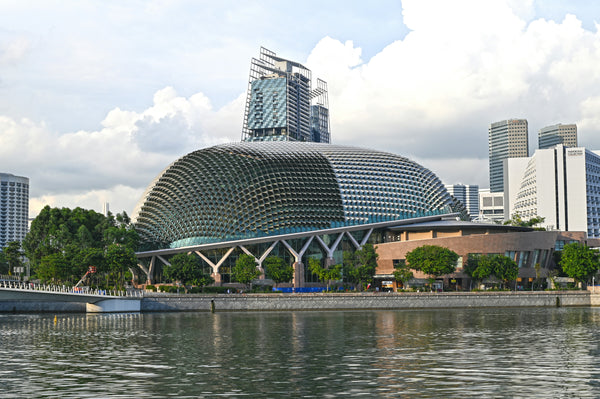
(133, 142), (458, 248)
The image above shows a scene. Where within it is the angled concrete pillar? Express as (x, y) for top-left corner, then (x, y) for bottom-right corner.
(282, 237), (313, 289)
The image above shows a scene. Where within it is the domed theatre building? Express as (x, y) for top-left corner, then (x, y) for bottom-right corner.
(133, 141), (596, 290)
(132, 141), (468, 287)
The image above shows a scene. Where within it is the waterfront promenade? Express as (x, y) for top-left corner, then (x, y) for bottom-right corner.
(141, 290), (600, 312)
(2, 287), (598, 313)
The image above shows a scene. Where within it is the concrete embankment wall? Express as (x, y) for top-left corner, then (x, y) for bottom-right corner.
(0, 301), (86, 313)
(141, 291), (598, 312)
(2, 291), (598, 313)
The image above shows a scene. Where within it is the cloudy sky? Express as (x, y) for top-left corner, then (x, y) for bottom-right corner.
(1, 0), (600, 217)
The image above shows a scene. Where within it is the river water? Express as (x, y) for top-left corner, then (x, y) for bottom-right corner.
(1, 307), (600, 398)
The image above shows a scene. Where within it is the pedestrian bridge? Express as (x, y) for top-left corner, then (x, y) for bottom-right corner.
(0, 280), (143, 312)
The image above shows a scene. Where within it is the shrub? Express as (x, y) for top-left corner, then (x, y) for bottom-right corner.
(158, 285), (181, 293)
(202, 286), (230, 294)
(251, 285), (273, 293)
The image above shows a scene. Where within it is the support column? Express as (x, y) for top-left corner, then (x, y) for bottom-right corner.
(293, 262), (305, 288)
(282, 237), (313, 290)
(147, 256), (156, 284)
(195, 247), (235, 286)
(137, 261), (152, 285)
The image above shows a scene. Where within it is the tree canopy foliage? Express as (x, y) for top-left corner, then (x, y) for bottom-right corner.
(343, 243), (379, 289)
(163, 253), (214, 287)
(22, 206), (139, 288)
(393, 260), (414, 288)
(308, 257), (342, 290)
(504, 213), (546, 229)
(463, 254), (519, 287)
(232, 254), (261, 287)
(559, 243), (599, 284)
(405, 245), (458, 278)
(0, 251), (9, 275)
(263, 255), (293, 285)
(2, 241), (23, 276)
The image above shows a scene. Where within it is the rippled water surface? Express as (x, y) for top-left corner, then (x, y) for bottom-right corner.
(2, 307), (600, 398)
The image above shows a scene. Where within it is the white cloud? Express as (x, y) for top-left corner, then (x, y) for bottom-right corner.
(306, 0), (600, 182)
(0, 36), (31, 65)
(2, 0), (600, 218)
(0, 87), (243, 217)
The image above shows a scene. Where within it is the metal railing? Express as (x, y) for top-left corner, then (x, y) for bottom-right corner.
(0, 280), (144, 298)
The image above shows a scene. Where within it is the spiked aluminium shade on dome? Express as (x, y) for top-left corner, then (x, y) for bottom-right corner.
(133, 142), (458, 248)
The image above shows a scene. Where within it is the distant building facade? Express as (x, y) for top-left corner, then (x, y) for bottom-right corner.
(489, 119), (529, 192)
(0, 173), (29, 248)
(478, 188), (505, 222)
(242, 47), (330, 143)
(538, 123), (577, 149)
(376, 222), (600, 290)
(445, 184), (479, 219)
(504, 145), (600, 238)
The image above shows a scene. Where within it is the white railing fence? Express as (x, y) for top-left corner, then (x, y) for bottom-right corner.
(0, 280), (144, 297)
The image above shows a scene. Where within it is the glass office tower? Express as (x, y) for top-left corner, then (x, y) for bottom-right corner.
(242, 47), (330, 143)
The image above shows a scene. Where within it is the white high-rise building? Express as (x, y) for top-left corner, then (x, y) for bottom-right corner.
(504, 145), (600, 237)
(0, 173), (29, 248)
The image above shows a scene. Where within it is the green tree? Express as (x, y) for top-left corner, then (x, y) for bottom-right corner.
(3, 241), (23, 276)
(393, 260), (413, 289)
(37, 253), (70, 283)
(232, 254), (261, 288)
(560, 243), (599, 285)
(0, 252), (8, 275)
(104, 211), (139, 249)
(263, 256), (293, 285)
(308, 257), (342, 291)
(163, 253), (214, 287)
(491, 255), (519, 287)
(463, 254), (518, 289)
(463, 254), (493, 288)
(504, 213), (546, 229)
(22, 206), (139, 285)
(105, 244), (138, 290)
(343, 243), (379, 290)
(405, 245), (458, 289)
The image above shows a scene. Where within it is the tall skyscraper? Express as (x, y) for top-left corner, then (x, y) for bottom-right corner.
(0, 173), (29, 248)
(445, 184), (479, 219)
(242, 47), (330, 143)
(538, 123), (577, 149)
(488, 119), (529, 192)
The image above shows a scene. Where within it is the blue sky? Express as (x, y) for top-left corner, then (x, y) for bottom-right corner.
(1, 0), (599, 216)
